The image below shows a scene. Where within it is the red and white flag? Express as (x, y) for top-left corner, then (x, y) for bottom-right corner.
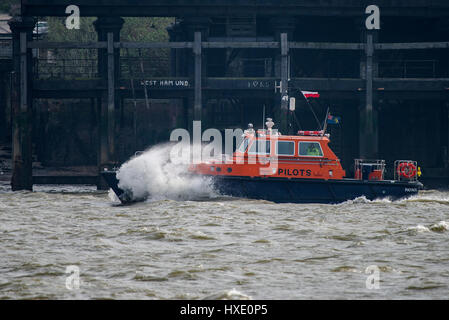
(301, 91), (320, 98)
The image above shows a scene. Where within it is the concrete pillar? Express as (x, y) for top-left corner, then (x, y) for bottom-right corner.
(182, 17), (210, 133)
(94, 17), (124, 80)
(437, 19), (449, 168)
(94, 17), (124, 189)
(271, 17), (296, 134)
(8, 16), (36, 191)
(444, 100), (449, 168)
(445, 24), (449, 168)
(0, 72), (7, 143)
(167, 22), (187, 132)
(193, 31), (202, 123)
(359, 29), (379, 159)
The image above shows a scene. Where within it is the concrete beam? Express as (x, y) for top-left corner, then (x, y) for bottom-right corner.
(21, 1), (449, 17)
(31, 78), (449, 93)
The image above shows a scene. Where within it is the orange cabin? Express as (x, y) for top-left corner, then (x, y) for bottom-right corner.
(190, 130), (346, 180)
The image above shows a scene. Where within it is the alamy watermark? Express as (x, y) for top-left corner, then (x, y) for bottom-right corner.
(62, 5), (380, 32)
(365, 5), (381, 30)
(65, 5), (80, 30)
(65, 265), (80, 291)
(365, 265), (380, 290)
(168, 120), (279, 175)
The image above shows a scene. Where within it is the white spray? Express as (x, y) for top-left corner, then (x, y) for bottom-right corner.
(115, 143), (216, 202)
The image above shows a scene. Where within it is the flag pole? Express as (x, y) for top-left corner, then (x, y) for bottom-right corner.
(321, 107), (330, 137)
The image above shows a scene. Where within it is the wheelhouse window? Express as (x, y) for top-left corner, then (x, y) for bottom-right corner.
(276, 141), (295, 156)
(298, 142), (323, 157)
(248, 140), (271, 154)
(238, 138), (249, 152)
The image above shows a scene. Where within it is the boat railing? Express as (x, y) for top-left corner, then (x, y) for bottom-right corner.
(354, 159), (385, 181)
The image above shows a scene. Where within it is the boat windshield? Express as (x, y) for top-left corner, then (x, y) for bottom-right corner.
(238, 138), (249, 152)
(248, 140), (271, 155)
(299, 142), (323, 157)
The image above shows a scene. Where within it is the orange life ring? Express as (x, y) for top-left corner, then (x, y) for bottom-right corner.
(397, 162), (417, 179)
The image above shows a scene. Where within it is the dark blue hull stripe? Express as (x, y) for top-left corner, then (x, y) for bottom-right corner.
(101, 171), (423, 204)
(210, 175), (422, 203)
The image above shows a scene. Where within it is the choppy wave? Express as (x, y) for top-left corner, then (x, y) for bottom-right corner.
(406, 221), (448, 234)
(402, 192), (449, 205)
(339, 191), (449, 206)
(33, 185), (99, 193)
(202, 288), (252, 300)
(429, 221), (449, 232)
(115, 144), (216, 202)
(406, 225), (431, 234)
(1, 185), (449, 299)
(338, 196), (393, 205)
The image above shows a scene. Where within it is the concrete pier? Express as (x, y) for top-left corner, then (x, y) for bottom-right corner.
(0, 1), (447, 189)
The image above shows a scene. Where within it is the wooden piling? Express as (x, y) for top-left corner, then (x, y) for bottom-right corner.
(280, 32), (289, 134)
(194, 31), (202, 122)
(107, 32), (115, 162)
(0, 72), (7, 142)
(9, 18), (35, 191)
(359, 31), (378, 160)
(94, 18), (124, 190)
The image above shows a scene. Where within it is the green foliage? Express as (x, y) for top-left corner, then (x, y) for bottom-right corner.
(37, 17), (98, 79)
(46, 17), (97, 42)
(38, 17), (174, 79)
(121, 17), (174, 77)
(121, 17), (173, 42)
(0, 0), (18, 14)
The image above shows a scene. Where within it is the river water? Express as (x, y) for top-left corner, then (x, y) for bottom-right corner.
(1, 183), (448, 300)
(0, 146), (448, 300)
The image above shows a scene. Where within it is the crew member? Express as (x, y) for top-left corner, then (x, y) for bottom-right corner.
(307, 144), (320, 156)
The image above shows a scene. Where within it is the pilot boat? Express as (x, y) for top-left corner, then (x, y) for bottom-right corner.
(102, 118), (423, 204)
